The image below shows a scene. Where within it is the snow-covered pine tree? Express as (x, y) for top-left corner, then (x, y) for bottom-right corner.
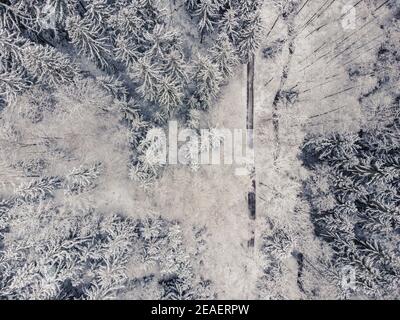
(114, 34), (142, 66)
(108, 4), (145, 39)
(43, 0), (70, 29)
(161, 277), (194, 300)
(193, 0), (221, 41)
(210, 33), (239, 78)
(127, 113), (149, 146)
(303, 132), (360, 163)
(162, 49), (189, 83)
(236, 9), (263, 62)
(191, 54), (223, 110)
(144, 24), (182, 59)
(112, 0), (165, 38)
(129, 55), (162, 102)
(0, 0), (43, 36)
(219, 7), (240, 43)
(64, 162), (102, 195)
(151, 109), (168, 125)
(96, 74), (128, 100)
(257, 222), (295, 297)
(238, 0), (263, 14)
(185, 0), (199, 12)
(0, 64), (31, 104)
(0, 29), (26, 64)
(66, 15), (111, 69)
(156, 75), (183, 111)
(116, 97), (140, 124)
(15, 176), (62, 203)
(21, 44), (78, 86)
(128, 163), (157, 187)
(85, 0), (114, 27)
(136, 130), (165, 176)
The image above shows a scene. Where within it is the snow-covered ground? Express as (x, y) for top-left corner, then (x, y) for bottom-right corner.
(1, 0), (398, 300)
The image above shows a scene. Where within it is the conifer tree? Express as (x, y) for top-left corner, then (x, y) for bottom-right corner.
(163, 50), (189, 83)
(108, 4), (145, 39)
(21, 44), (78, 86)
(85, 0), (114, 27)
(114, 34), (141, 66)
(156, 75), (183, 111)
(0, 65), (31, 103)
(193, 0), (220, 40)
(185, 0), (199, 12)
(219, 8), (240, 43)
(64, 162), (102, 195)
(236, 10), (263, 62)
(129, 55), (162, 102)
(66, 15), (111, 69)
(96, 74), (128, 100)
(0, 29), (26, 64)
(210, 33), (239, 78)
(0, 0), (43, 35)
(192, 54), (222, 110)
(15, 176), (62, 203)
(144, 24), (182, 58)
(44, 0), (70, 29)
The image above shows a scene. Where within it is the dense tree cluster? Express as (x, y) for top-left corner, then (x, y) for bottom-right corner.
(0, 1), (264, 187)
(0, 72), (215, 299)
(0, 0), (249, 298)
(302, 18), (400, 299)
(185, 0), (263, 62)
(257, 220), (294, 299)
(0, 202), (212, 299)
(0, 0), (261, 189)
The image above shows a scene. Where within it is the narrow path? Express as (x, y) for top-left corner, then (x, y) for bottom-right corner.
(247, 54), (256, 248)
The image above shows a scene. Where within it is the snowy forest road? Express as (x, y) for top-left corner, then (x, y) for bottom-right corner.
(247, 54), (256, 249)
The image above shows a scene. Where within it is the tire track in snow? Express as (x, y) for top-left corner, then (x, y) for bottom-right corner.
(247, 54), (256, 248)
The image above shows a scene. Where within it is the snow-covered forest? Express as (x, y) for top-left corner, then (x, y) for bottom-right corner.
(0, 0), (399, 300)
